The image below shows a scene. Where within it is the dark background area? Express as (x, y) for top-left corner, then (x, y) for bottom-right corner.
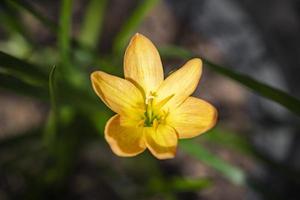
(0, 0), (299, 199)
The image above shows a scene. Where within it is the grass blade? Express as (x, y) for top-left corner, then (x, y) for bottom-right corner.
(0, 51), (47, 85)
(203, 128), (254, 156)
(0, 3), (31, 40)
(0, 73), (47, 99)
(113, 0), (160, 54)
(148, 177), (212, 194)
(205, 59), (300, 116)
(180, 140), (246, 185)
(44, 66), (58, 146)
(5, 0), (56, 31)
(203, 127), (300, 185)
(168, 177), (212, 192)
(58, 0), (73, 68)
(160, 46), (300, 116)
(79, 0), (107, 49)
(5, 0), (93, 54)
(49, 65), (58, 121)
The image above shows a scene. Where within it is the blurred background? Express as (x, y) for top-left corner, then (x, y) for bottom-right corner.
(0, 0), (300, 199)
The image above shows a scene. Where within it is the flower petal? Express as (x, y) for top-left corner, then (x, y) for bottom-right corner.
(105, 115), (146, 157)
(124, 33), (164, 96)
(144, 125), (178, 159)
(155, 58), (202, 109)
(167, 97), (217, 139)
(91, 71), (144, 117)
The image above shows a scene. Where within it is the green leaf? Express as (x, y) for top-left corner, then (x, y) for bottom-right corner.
(0, 51), (47, 86)
(159, 46), (192, 60)
(6, 0), (93, 55)
(203, 127), (300, 185)
(58, 0), (73, 67)
(0, 52), (100, 116)
(160, 46), (300, 117)
(113, 0), (160, 54)
(0, 3), (31, 41)
(203, 127), (254, 156)
(168, 177), (212, 192)
(148, 176), (212, 194)
(180, 140), (246, 185)
(5, 0), (56, 32)
(0, 73), (47, 99)
(79, 0), (107, 49)
(58, 0), (86, 86)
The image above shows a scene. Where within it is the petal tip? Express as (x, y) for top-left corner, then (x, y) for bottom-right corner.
(90, 71), (100, 90)
(187, 58), (203, 78)
(129, 33), (151, 45)
(124, 33), (163, 94)
(189, 58), (203, 68)
(90, 71), (108, 86)
(90, 71), (97, 79)
(90, 71), (104, 80)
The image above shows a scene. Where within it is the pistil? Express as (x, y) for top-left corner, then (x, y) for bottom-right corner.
(144, 92), (157, 127)
(143, 92), (173, 127)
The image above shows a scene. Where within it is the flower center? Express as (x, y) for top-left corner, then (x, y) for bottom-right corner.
(143, 92), (173, 128)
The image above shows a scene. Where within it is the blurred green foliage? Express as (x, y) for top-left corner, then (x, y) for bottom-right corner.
(160, 46), (300, 116)
(0, 0), (300, 199)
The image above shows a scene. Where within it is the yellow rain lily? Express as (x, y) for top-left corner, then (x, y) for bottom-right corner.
(91, 33), (217, 159)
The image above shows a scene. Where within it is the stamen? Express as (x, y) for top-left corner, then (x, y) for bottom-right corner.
(154, 94), (174, 110)
(145, 92), (156, 104)
(143, 91), (169, 127)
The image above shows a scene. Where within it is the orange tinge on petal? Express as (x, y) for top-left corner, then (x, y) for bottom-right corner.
(105, 115), (146, 157)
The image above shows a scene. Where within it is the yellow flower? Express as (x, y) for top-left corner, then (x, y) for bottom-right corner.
(91, 33), (217, 159)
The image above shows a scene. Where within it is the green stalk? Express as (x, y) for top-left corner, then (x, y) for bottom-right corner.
(113, 0), (160, 54)
(79, 0), (107, 49)
(44, 66), (58, 147)
(58, 0), (73, 73)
